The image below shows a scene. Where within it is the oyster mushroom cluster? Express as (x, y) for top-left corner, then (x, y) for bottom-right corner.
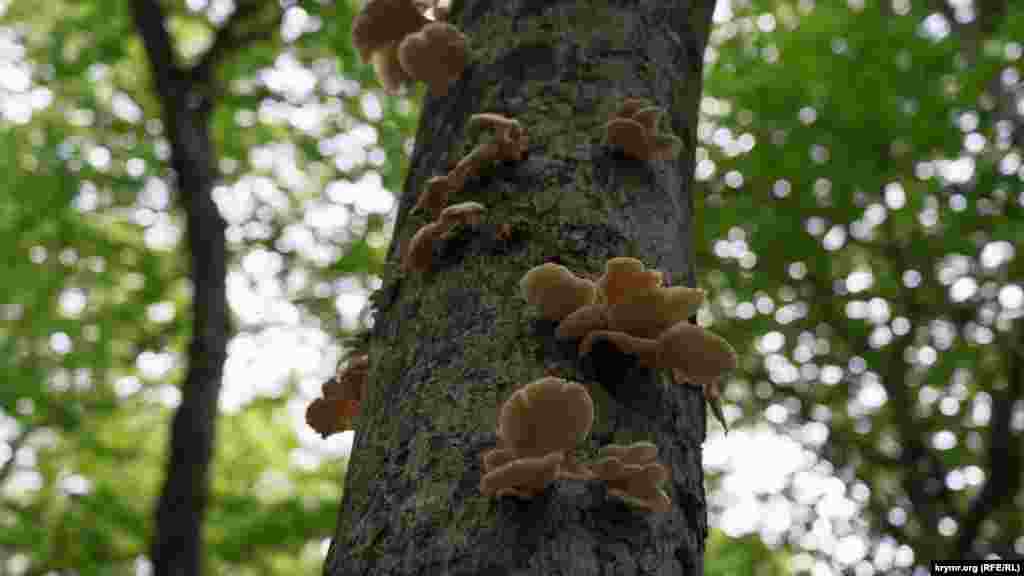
(305, 353), (370, 437)
(520, 257), (737, 427)
(481, 377), (673, 513)
(480, 377), (594, 498)
(351, 0), (468, 94)
(404, 113), (529, 274)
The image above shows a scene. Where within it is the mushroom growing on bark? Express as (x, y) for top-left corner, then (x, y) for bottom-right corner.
(397, 22), (468, 96)
(605, 98), (683, 161)
(480, 377), (595, 498)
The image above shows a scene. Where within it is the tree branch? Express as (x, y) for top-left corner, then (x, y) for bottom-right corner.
(190, 0), (281, 90)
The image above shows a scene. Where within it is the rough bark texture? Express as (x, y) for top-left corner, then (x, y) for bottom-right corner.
(326, 0), (717, 574)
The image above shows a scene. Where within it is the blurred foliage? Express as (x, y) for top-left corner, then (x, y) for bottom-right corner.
(705, 529), (789, 576)
(700, 0), (1024, 570)
(0, 0), (413, 573)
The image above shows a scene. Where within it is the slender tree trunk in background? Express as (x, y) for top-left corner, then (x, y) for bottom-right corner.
(132, 1), (229, 574)
(327, 0), (717, 573)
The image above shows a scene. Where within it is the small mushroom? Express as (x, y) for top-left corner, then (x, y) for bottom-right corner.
(520, 263), (598, 321)
(469, 113), (529, 163)
(592, 457), (671, 513)
(480, 451), (564, 499)
(439, 201), (486, 231)
(351, 0), (430, 92)
(402, 220), (448, 273)
(577, 321), (737, 388)
(412, 174), (461, 219)
(656, 321), (738, 387)
(305, 397), (361, 438)
(604, 99), (683, 161)
(397, 22), (468, 96)
(402, 202), (487, 272)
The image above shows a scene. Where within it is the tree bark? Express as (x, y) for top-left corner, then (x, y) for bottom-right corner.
(326, 0), (717, 574)
(132, 1), (229, 574)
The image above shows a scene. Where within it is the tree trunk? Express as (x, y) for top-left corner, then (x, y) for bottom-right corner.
(326, 0), (717, 574)
(132, 2), (229, 574)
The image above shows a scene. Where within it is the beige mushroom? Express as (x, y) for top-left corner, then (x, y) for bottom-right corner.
(397, 22), (468, 96)
(520, 263), (598, 321)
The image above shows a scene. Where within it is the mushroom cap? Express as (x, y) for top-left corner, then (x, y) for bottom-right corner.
(594, 458), (672, 513)
(351, 0), (430, 62)
(324, 354), (369, 402)
(656, 321), (738, 385)
(597, 257), (662, 306)
(605, 285), (705, 338)
(397, 22), (468, 96)
(413, 174), (459, 219)
(519, 263), (598, 321)
(305, 397), (360, 437)
(440, 201), (486, 226)
(498, 377), (594, 459)
(555, 303), (609, 340)
(479, 451), (564, 498)
(402, 220), (447, 272)
(605, 117), (651, 161)
(614, 97), (654, 120)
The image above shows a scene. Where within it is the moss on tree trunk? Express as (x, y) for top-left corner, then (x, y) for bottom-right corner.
(326, 0), (717, 573)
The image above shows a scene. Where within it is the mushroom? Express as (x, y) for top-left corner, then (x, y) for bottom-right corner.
(397, 22), (468, 96)
(402, 220), (448, 273)
(591, 457), (671, 513)
(555, 303), (609, 340)
(480, 377), (595, 498)
(605, 284), (705, 338)
(656, 321), (738, 388)
(480, 452), (564, 499)
(469, 113), (529, 163)
(519, 263), (598, 321)
(323, 353), (370, 404)
(371, 43), (413, 93)
(305, 397), (361, 438)
(604, 99), (683, 161)
(306, 353), (371, 437)
(596, 257), (663, 306)
(577, 320), (737, 388)
(351, 0), (430, 92)
(401, 202), (487, 272)
(555, 257), (704, 340)
(439, 201), (486, 232)
(412, 173), (461, 219)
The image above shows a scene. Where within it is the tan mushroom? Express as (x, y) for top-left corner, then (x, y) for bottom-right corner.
(481, 377), (595, 499)
(351, 0), (430, 92)
(519, 263), (598, 321)
(397, 22), (468, 96)
(604, 99), (683, 161)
